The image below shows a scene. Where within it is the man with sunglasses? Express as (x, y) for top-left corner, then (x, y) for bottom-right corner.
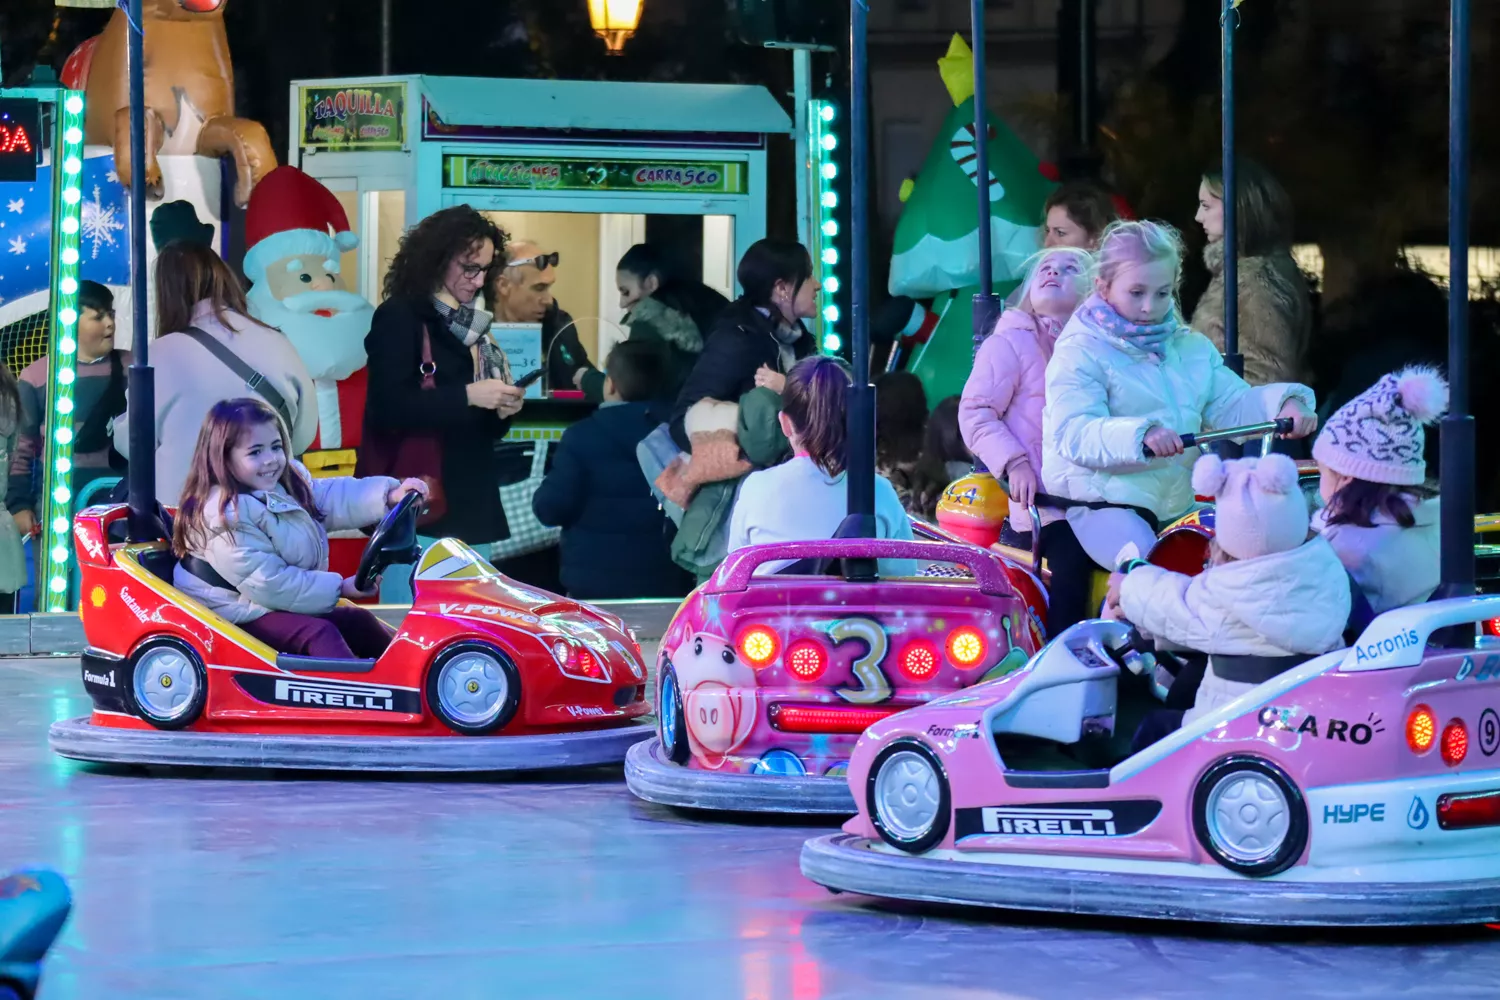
(491, 242), (597, 395)
(9, 280), (130, 542)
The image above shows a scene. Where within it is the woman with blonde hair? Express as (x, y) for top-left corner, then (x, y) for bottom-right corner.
(114, 241), (318, 504)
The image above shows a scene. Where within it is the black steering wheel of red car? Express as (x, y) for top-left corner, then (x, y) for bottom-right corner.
(355, 491), (425, 593)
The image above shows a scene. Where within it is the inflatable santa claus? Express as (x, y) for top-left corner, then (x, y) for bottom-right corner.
(243, 166), (374, 471)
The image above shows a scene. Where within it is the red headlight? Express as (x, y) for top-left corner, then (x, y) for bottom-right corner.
(899, 640), (940, 682)
(1441, 719), (1469, 766)
(1406, 705), (1436, 754)
(738, 626), (779, 668)
(554, 642), (607, 682)
(784, 639), (826, 682)
(946, 627), (986, 668)
(1486, 618), (1500, 638)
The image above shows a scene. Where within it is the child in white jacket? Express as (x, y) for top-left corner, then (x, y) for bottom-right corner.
(171, 398), (426, 659)
(1311, 367), (1445, 616)
(1110, 453), (1351, 728)
(1041, 220), (1318, 633)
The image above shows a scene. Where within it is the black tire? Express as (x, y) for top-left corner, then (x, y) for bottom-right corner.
(658, 662), (690, 764)
(1192, 755), (1308, 877)
(424, 641), (521, 736)
(124, 636), (208, 730)
(866, 739), (952, 854)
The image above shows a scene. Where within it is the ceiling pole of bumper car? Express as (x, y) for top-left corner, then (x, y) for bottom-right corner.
(845, 0), (876, 549)
(1438, 0), (1475, 600)
(123, 0), (157, 542)
(968, 0), (1000, 474)
(1219, 0), (1241, 378)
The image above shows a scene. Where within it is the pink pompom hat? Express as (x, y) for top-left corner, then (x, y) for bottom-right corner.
(1312, 367), (1449, 486)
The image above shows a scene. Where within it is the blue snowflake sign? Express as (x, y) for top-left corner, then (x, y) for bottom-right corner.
(0, 149), (129, 327)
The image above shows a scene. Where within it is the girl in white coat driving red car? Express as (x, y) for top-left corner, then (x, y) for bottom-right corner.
(172, 398), (426, 660)
(1039, 220), (1319, 634)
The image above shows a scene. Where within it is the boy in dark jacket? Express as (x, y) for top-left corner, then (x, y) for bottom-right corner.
(532, 340), (692, 600)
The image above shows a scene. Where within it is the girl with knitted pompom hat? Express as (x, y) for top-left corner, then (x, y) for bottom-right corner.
(1107, 452), (1350, 740)
(1312, 366), (1446, 615)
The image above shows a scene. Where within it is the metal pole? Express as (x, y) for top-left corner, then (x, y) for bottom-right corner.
(793, 48), (812, 254)
(1220, 0), (1241, 376)
(125, 0), (157, 542)
(1078, 0), (1095, 152)
(970, 0), (1002, 474)
(1438, 0), (1474, 599)
(380, 0), (393, 75)
(846, 0), (875, 539)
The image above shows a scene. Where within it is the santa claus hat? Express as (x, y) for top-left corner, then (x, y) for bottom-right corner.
(243, 166), (358, 284)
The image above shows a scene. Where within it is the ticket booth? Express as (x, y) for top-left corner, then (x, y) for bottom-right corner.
(288, 75), (792, 367)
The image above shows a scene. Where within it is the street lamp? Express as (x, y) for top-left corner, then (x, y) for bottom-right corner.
(587, 0), (644, 54)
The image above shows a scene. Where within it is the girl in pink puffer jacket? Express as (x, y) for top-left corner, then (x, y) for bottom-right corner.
(959, 247), (1092, 534)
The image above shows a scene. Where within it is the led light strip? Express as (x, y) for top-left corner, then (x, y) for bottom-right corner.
(808, 99), (842, 354)
(40, 90), (85, 612)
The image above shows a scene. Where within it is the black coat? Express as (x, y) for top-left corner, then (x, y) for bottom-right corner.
(531, 400), (691, 600)
(361, 296), (512, 545)
(668, 299), (816, 450)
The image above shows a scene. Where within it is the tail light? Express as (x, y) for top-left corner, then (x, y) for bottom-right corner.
(1441, 719), (1469, 766)
(946, 627), (986, 668)
(738, 626), (779, 668)
(554, 641), (607, 682)
(1486, 619), (1500, 638)
(785, 639), (827, 682)
(899, 640), (940, 682)
(1406, 705), (1436, 754)
(1437, 789), (1500, 830)
(769, 702), (900, 734)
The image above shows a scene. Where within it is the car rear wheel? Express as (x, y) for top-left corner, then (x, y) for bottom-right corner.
(126, 637), (207, 730)
(658, 664), (690, 764)
(426, 641), (520, 736)
(867, 740), (951, 854)
(1192, 755), (1307, 877)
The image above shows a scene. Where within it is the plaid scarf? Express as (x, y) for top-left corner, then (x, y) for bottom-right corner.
(431, 297), (513, 383)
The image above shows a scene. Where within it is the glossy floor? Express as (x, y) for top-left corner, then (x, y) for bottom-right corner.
(3, 658), (1498, 999)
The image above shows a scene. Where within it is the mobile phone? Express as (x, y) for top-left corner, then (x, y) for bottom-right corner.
(514, 368), (545, 389)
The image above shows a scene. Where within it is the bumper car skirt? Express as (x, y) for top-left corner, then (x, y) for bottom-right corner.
(48, 717), (653, 772)
(625, 738), (855, 815)
(799, 834), (1500, 927)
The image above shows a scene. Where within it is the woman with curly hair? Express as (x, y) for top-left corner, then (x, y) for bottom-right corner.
(359, 206), (526, 601)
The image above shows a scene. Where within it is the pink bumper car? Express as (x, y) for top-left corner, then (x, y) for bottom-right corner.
(801, 601), (1500, 925)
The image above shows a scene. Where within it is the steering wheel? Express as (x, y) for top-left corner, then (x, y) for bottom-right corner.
(355, 490), (425, 593)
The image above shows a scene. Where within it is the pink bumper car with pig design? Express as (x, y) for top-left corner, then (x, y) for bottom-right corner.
(624, 537), (1043, 815)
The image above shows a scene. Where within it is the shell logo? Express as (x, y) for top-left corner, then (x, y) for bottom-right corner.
(90, 586), (107, 608)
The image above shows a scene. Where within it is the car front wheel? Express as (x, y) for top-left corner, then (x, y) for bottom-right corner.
(867, 739), (951, 854)
(426, 641), (521, 736)
(1192, 755), (1307, 877)
(658, 664), (690, 764)
(126, 637), (208, 730)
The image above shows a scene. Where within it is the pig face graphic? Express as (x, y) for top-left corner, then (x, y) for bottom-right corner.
(672, 632), (758, 767)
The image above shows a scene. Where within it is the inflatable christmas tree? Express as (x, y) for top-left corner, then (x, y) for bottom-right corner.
(890, 36), (1054, 402)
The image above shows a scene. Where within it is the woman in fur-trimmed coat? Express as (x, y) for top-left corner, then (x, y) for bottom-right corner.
(1192, 160), (1313, 386)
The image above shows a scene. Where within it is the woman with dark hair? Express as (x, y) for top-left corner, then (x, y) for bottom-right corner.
(601, 244), (730, 401)
(113, 241), (317, 505)
(1193, 158), (1313, 386)
(727, 355), (915, 576)
(668, 238), (818, 449)
(1041, 181), (1119, 250)
(359, 205), (525, 602)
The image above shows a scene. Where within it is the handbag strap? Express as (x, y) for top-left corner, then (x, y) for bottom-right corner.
(182, 326), (295, 433)
(419, 325), (437, 390)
